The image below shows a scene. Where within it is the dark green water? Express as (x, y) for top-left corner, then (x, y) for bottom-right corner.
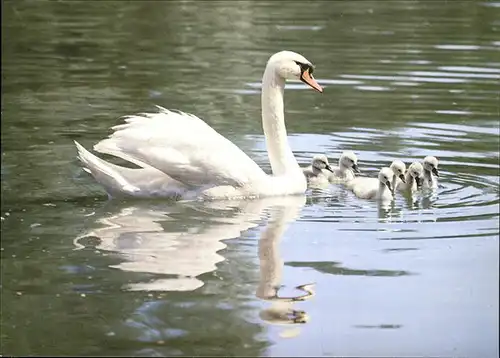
(1, 1), (499, 356)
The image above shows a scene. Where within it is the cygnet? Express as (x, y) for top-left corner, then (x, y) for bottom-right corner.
(422, 156), (439, 189)
(348, 167), (394, 201)
(302, 154), (334, 187)
(396, 161), (424, 192)
(328, 150), (360, 183)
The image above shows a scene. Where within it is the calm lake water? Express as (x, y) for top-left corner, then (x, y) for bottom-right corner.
(2, 1), (499, 356)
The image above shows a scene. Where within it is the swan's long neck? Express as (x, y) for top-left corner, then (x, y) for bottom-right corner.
(261, 67), (299, 176)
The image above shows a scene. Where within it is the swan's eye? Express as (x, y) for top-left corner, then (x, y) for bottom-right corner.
(294, 61), (314, 75)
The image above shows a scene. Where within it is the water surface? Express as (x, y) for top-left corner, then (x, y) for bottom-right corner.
(1, 1), (499, 356)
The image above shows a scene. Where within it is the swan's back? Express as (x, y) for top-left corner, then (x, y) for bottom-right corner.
(94, 106), (266, 188)
(347, 167), (393, 200)
(328, 166), (355, 183)
(302, 165), (316, 179)
(348, 177), (379, 199)
(303, 166), (331, 188)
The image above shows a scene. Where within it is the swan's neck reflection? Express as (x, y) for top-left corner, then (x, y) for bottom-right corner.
(256, 196), (315, 328)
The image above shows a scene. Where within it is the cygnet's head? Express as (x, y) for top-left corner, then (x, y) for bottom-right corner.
(423, 156), (439, 176)
(408, 161), (424, 187)
(312, 154), (333, 172)
(390, 160), (406, 183)
(378, 167), (394, 192)
(339, 151), (360, 173)
(266, 51), (323, 93)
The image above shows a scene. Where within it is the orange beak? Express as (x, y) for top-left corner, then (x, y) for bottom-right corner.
(301, 69), (323, 93)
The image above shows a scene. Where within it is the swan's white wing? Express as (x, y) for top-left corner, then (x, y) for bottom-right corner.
(94, 106), (267, 188)
(75, 140), (186, 197)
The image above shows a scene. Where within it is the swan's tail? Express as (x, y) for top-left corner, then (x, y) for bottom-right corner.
(74, 140), (140, 195)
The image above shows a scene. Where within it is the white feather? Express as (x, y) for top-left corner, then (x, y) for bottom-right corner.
(94, 108), (266, 189)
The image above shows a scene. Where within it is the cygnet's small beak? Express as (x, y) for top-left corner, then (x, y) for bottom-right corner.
(415, 176), (423, 187)
(325, 164), (334, 173)
(352, 163), (360, 173)
(432, 167), (439, 177)
(301, 69), (323, 93)
(399, 174), (406, 183)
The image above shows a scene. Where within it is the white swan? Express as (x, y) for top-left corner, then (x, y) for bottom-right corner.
(390, 160), (407, 191)
(302, 154), (333, 187)
(328, 150), (360, 183)
(396, 161), (424, 193)
(422, 156), (439, 189)
(74, 50), (323, 200)
(347, 167), (394, 201)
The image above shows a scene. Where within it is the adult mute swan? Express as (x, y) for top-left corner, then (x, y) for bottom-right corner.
(328, 150), (360, 183)
(74, 51), (323, 200)
(422, 156), (439, 190)
(302, 154), (333, 187)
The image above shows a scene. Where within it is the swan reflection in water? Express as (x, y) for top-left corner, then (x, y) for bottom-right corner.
(255, 197), (315, 331)
(74, 196), (314, 330)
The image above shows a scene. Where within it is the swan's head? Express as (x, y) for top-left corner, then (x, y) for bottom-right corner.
(267, 50), (323, 93)
(312, 154), (333, 172)
(423, 156), (439, 177)
(339, 151), (360, 173)
(378, 167), (394, 192)
(390, 160), (406, 183)
(408, 161), (424, 187)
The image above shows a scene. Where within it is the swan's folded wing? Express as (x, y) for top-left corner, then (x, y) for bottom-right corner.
(94, 106), (267, 188)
